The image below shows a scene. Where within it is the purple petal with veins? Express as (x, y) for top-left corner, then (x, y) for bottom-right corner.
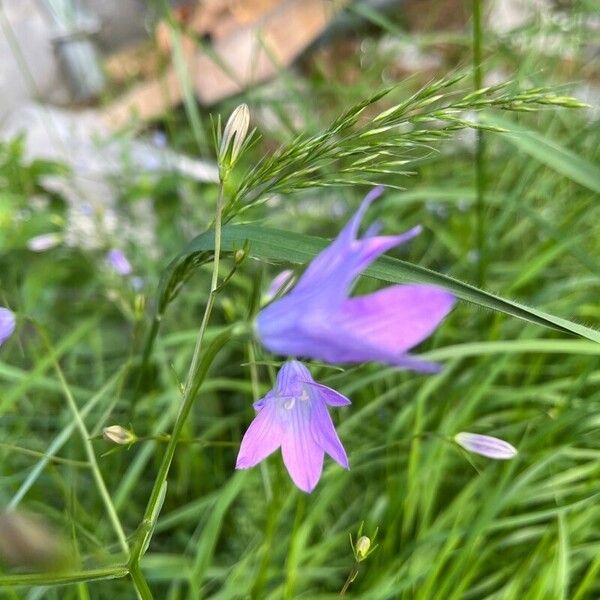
(257, 188), (455, 370)
(236, 360), (350, 493)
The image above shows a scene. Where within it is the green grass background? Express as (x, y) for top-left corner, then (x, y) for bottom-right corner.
(0, 1), (599, 598)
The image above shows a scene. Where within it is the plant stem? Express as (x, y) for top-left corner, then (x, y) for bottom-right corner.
(185, 183), (225, 395)
(0, 566), (129, 588)
(247, 341), (273, 502)
(128, 181), (228, 596)
(472, 0), (486, 286)
(47, 340), (129, 557)
(339, 563), (359, 597)
(129, 562), (153, 600)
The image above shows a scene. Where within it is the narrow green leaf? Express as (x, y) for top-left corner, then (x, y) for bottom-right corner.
(162, 224), (600, 343)
(0, 566), (129, 587)
(482, 114), (600, 193)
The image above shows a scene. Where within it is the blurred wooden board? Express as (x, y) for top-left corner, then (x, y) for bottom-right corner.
(102, 0), (348, 129)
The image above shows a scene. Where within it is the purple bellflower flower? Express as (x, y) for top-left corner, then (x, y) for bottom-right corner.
(454, 432), (517, 460)
(236, 360), (350, 493)
(107, 249), (132, 276)
(257, 187), (455, 372)
(0, 307), (16, 347)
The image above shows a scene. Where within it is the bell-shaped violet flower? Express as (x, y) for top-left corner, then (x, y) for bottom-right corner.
(257, 187), (455, 372)
(0, 307), (16, 346)
(236, 360), (350, 493)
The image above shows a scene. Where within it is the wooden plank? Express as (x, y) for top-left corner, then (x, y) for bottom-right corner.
(101, 0), (349, 129)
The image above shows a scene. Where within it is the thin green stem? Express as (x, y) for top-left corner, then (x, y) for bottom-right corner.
(0, 441), (89, 467)
(472, 0), (486, 285)
(0, 566), (129, 588)
(339, 563), (359, 597)
(131, 435), (238, 447)
(129, 562), (153, 600)
(128, 181), (229, 595)
(248, 341), (273, 502)
(185, 183), (225, 394)
(9, 367), (125, 510)
(45, 335), (129, 558)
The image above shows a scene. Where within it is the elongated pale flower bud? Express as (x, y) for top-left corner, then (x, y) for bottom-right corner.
(454, 432), (517, 460)
(103, 425), (136, 445)
(27, 233), (62, 252)
(219, 104), (250, 172)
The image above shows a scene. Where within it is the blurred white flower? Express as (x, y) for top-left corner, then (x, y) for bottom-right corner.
(26, 233), (62, 252)
(106, 249), (132, 276)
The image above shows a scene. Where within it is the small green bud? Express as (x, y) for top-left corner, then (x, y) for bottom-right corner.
(355, 536), (371, 561)
(234, 248), (247, 264)
(221, 297), (236, 321)
(102, 425), (136, 445)
(134, 294), (146, 319)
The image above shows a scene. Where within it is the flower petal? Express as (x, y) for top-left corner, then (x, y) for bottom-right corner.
(292, 187), (420, 299)
(294, 228), (421, 301)
(281, 405), (324, 493)
(339, 285), (455, 354)
(311, 401), (349, 469)
(0, 308), (16, 346)
(290, 285), (453, 369)
(342, 185), (385, 242)
(276, 360), (311, 394)
(385, 353), (443, 373)
(303, 381), (352, 406)
(236, 402), (283, 469)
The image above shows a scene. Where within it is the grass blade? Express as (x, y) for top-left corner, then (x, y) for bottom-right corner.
(161, 224), (600, 343)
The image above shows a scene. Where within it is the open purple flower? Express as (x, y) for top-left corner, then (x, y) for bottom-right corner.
(257, 187), (455, 372)
(236, 360), (350, 493)
(0, 307), (16, 346)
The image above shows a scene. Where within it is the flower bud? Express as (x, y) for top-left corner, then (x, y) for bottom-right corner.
(355, 536), (371, 561)
(234, 248), (247, 264)
(134, 294), (146, 319)
(454, 432), (517, 460)
(219, 104), (250, 170)
(102, 425), (135, 445)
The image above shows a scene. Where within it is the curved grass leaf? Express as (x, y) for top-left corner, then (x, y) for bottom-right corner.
(159, 224), (600, 343)
(482, 114), (600, 194)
